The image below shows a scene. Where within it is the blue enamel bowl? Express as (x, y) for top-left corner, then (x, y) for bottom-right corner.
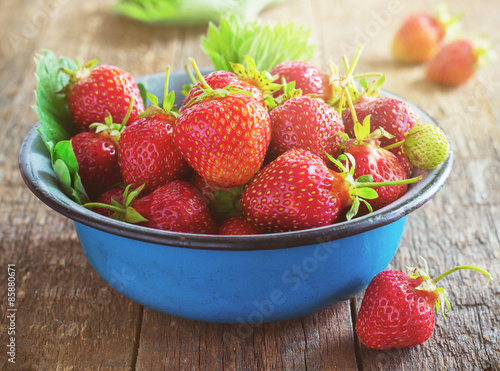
(19, 70), (453, 324)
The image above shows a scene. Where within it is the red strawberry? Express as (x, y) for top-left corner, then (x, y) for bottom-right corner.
(342, 97), (421, 175)
(92, 187), (126, 217)
(392, 10), (458, 63)
(342, 117), (409, 212)
(174, 61), (271, 188)
(426, 38), (493, 86)
(241, 149), (351, 233)
(71, 130), (122, 200)
(132, 180), (218, 234)
(218, 216), (262, 235)
(355, 261), (491, 350)
(268, 93), (344, 163)
(61, 60), (144, 132)
(270, 60), (332, 101)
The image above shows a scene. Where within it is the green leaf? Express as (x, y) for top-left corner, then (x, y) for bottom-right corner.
(201, 14), (316, 72)
(110, 0), (293, 26)
(138, 82), (148, 106)
(33, 50), (90, 204)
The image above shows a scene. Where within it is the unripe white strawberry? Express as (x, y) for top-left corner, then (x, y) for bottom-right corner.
(403, 123), (450, 169)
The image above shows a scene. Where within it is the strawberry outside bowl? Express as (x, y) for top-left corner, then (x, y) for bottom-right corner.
(19, 70), (453, 324)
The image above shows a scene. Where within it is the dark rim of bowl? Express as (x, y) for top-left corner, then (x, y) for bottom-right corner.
(19, 73), (453, 251)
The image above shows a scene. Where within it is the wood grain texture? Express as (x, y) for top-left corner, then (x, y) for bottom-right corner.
(0, 0), (499, 369)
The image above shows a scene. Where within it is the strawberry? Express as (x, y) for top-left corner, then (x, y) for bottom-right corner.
(86, 182), (217, 234)
(241, 148), (420, 233)
(342, 96), (421, 175)
(218, 216), (262, 235)
(267, 86), (344, 163)
(425, 38), (494, 86)
(392, 8), (460, 63)
(132, 180), (218, 234)
(386, 122), (451, 170)
(60, 60), (144, 132)
(71, 129), (122, 200)
(355, 259), (491, 350)
(241, 149), (351, 233)
(118, 68), (190, 194)
(342, 117), (409, 212)
(270, 60), (332, 101)
(174, 60), (271, 188)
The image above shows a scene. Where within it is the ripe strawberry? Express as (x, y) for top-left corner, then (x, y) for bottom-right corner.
(71, 130), (122, 200)
(342, 96), (421, 175)
(118, 69), (190, 194)
(267, 92), (344, 163)
(355, 260), (491, 350)
(61, 60), (144, 132)
(342, 115), (413, 213)
(174, 62), (271, 188)
(133, 180), (218, 234)
(392, 9), (459, 63)
(85, 181), (218, 234)
(241, 149), (352, 233)
(425, 38), (493, 86)
(218, 216), (262, 235)
(270, 60), (332, 101)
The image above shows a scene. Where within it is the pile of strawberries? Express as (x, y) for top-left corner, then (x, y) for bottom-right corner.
(63, 48), (449, 236)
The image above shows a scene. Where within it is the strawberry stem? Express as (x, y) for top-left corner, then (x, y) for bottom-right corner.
(431, 265), (492, 285)
(356, 175), (422, 188)
(189, 58), (213, 92)
(382, 139), (406, 150)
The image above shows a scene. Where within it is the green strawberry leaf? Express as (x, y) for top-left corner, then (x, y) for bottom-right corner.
(33, 50), (90, 204)
(138, 82), (148, 106)
(201, 13), (316, 72)
(110, 0), (293, 25)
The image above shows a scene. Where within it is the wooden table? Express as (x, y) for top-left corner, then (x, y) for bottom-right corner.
(1, 0), (499, 369)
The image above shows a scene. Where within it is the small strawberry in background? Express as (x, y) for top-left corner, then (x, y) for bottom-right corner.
(425, 37), (496, 86)
(392, 5), (461, 63)
(355, 258), (491, 350)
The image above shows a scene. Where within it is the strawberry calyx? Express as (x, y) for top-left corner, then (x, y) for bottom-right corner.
(406, 257), (491, 319)
(183, 58), (254, 109)
(267, 79), (303, 110)
(328, 46), (384, 113)
(471, 35), (497, 67)
(435, 3), (463, 41)
(84, 184), (148, 224)
(230, 56), (281, 97)
(89, 95), (136, 141)
(57, 58), (99, 96)
(210, 186), (245, 224)
(327, 152), (422, 220)
(139, 66), (179, 119)
(341, 114), (394, 149)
